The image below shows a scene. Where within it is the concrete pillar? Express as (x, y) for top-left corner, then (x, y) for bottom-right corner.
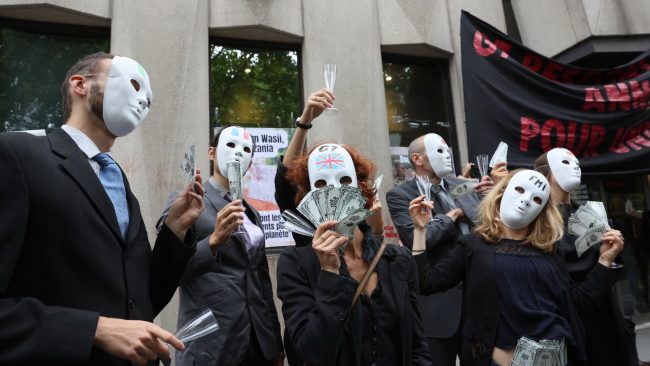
(302, 0), (395, 238)
(445, 0), (507, 165)
(109, 0), (210, 332)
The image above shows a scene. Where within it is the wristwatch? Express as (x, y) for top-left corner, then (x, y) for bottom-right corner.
(295, 117), (312, 129)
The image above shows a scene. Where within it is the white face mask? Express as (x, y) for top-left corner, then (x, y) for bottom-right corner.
(423, 133), (453, 177)
(307, 144), (357, 190)
(547, 148), (581, 193)
(102, 56), (152, 137)
(216, 126), (253, 177)
(499, 170), (550, 229)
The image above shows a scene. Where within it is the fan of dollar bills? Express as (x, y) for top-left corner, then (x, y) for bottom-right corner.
(568, 201), (609, 257)
(511, 337), (567, 366)
(280, 175), (383, 239)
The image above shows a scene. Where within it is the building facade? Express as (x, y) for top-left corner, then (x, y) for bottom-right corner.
(2, 0), (649, 352)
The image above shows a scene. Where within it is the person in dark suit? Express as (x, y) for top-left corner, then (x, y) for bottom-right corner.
(409, 169), (625, 366)
(386, 133), (492, 366)
(160, 126), (283, 366)
(276, 143), (431, 366)
(535, 148), (638, 366)
(0, 52), (205, 365)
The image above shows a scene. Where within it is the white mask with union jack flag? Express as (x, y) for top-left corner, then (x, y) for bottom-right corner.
(424, 133), (453, 178)
(307, 144), (358, 190)
(216, 126), (253, 177)
(547, 147), (581, 193)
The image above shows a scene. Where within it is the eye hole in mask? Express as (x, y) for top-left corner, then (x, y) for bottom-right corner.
(437, 148), (443, 153)
(244, 146), (251, 153)
(227, 142), (235, 148)
(340, 176), (352, 185)
(315, 179), (327, 188)
(130, 79), (140, 92)
(533, 196), (543, 205)
(515, 186), (525, 194)
(561, 159), (569, 165)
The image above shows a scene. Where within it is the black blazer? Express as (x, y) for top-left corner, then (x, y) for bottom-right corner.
(276, 234), (431, 366)
(386, 178), (463, 338)
(0, 129), (195, 366)
(161, 182), (283, 366)
(415, 234), (619, 366)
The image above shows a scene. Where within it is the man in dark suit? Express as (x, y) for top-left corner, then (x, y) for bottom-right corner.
(0, 52), (205, 365)
(386, 133), (492, 366)
(161, 126), (283, 366)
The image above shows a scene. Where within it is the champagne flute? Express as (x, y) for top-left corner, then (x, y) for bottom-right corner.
(227, 161), (246, 235)
(323, 64), (338, 113)
(476, 154), (489, 179)
(160, 309), (220, 366)
(415, 175), (434, 222)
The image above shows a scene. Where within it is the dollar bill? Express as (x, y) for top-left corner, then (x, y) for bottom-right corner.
(585, 201), (608, 225)
(336, 191), (367, 221)
(180, 144), (196, 184)
(334, 208), (373, 238)
(311, 186), (332, 221)
(297, 193), (325, 227)
(511, 337), (541, 366)
(334, 186), (362, 220)
(449, 179), (479, 199)
(324, 185), (342, 220)
(226, 161), (242, 200)
(574, 204), (602, 229)
(575, 223), (608, 257)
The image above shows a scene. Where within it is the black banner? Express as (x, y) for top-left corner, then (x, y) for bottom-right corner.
(461, 11), (650, 176)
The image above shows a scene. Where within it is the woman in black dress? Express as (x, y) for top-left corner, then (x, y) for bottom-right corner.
(409, 169), (624, 366)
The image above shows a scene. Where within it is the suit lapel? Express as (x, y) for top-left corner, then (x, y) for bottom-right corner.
(50, 129), (124, 244)
(123, 172), (142, 244)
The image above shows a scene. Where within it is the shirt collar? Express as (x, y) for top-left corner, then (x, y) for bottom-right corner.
(60, 124), (103, 159)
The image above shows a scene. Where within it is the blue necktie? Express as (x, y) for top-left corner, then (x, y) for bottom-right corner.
(93, 153), (129, 239)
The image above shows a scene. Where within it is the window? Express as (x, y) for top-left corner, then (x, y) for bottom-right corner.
(0, 18), (109, 133)
(209, 40), (302, 249)
(209, 41), (301, 131)
(382, 55), (458, 185)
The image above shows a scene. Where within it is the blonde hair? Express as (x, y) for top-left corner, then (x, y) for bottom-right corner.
(473, 169), (564, 252)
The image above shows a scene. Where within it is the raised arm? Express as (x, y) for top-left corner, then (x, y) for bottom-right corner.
(283, 89), (334, 165)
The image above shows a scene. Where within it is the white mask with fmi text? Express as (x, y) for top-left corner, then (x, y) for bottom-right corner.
(424, 133), (453, 178)
(499, 170), (550, 229)
(103, 56), (152, 137)
(216, 126), (253, 177)
(307, 144), (358, 190)
(547, 147), (581, 193)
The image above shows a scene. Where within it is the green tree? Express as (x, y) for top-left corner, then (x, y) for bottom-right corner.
(209, 44), (301, 133)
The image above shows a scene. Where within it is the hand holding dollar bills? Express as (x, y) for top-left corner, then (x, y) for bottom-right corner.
(568, 201), (609, 257)
(280, 185), (371, 239)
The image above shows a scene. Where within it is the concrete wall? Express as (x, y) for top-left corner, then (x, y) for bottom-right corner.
(1, 0), (647, 362)
(512, 0), (650, 57)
